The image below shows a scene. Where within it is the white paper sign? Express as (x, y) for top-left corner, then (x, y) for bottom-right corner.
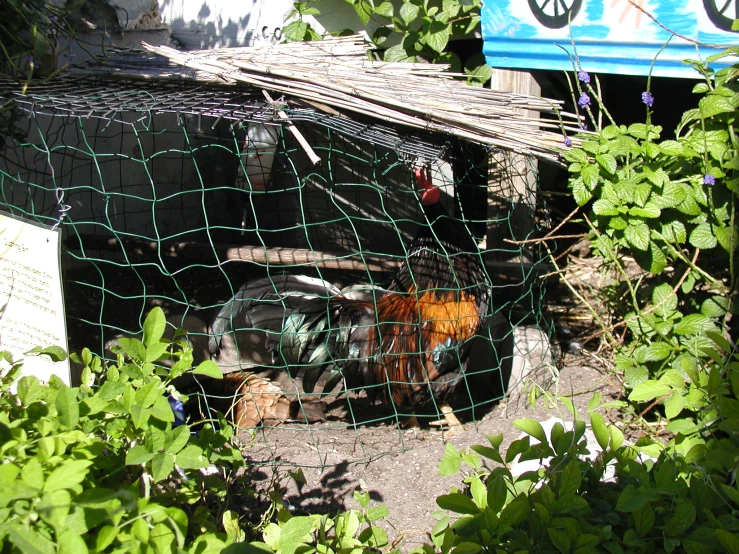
(0, 211), (70, 384)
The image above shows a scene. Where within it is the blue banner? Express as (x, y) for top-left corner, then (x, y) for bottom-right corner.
(482, 1), (739, 78)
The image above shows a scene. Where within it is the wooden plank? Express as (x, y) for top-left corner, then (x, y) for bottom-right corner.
(488, 69), (541, 261)
(64, 234), (551, 285)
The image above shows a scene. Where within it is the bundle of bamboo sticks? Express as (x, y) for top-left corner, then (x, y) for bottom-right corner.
(142, 35), (580, 163)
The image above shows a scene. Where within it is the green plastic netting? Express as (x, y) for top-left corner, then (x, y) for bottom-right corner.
(0, 75), (555, 467)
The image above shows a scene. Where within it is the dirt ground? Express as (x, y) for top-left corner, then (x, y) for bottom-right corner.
(238, 350), (619, 551)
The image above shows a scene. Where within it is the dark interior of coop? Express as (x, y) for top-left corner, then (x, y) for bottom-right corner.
(0, 86), (555, 430)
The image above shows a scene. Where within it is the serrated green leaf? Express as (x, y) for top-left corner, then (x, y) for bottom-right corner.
(698, 94), (736, 119)
(628, 123), (649, 139)
(625, 222), (650, 251)
(659, 140), (684, 156)
(374, 1), (393, 16)
(421, 21), (450, 53)
(572, 180), (593, 205)
(652, 283), (678, 317)
(581, 164), (600, 189)
(353, 1), (372, 25)
(644, 342), (673, 361)
(632, 182), (651, 207)
(702, 296), (729, 318)
(438, 442), (461, 476)
(581, 140), (599, 155)
(629, 203), (661, 218)
(595, 153), (617, 174)
(383, 43), (414, 62)
(689, 222), (718, 249)
(372, 26), (392, 45)
(674, 313), (716, 336)
(400, 2), (420, 24)
(283, 20), (308, 41)
(660, 219), (687, 243)
(564, 148), (589, 165)
(593, 199), (619, 216)
(461, 450), (481, 469)
(715, 225), (738, 253)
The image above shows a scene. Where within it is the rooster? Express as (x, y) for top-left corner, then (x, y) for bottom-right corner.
(209, 167), (490, 431)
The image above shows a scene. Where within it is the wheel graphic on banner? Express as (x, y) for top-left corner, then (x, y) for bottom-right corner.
(704, 0), (739, 31)
(528, 0), (583, 29)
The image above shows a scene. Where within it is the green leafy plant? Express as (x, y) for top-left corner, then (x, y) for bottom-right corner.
(423, 379), (739, 554)
(282, 0), (491, 85)
(245, 485), (396, 553)
(0, 307), (245, 553)
(559, 48), (738, 439)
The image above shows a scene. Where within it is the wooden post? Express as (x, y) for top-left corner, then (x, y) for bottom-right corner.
(488, 69), (540, 262)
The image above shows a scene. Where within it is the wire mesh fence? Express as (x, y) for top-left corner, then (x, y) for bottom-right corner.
(0, 75), (556, 467)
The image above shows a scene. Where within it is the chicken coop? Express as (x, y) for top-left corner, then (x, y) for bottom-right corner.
(0, 37), (578, 467)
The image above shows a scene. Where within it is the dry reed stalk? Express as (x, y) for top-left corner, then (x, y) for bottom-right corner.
(141, 36), (581, 162)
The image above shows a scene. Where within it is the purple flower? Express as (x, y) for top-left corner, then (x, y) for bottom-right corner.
(578, 92), (591, 109)
(577, 71), (590, 84)
(703, 174), (716, 186)
(564, 136), (573, 147)
(168, 395), (187, 427)
(642, 91), (654, 107)
(579, 122), (588, 131)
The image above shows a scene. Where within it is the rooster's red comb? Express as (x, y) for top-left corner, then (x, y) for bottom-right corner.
(414, 167), (440, 206)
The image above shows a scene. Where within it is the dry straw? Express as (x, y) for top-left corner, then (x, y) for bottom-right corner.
(141, 35), (580, 163)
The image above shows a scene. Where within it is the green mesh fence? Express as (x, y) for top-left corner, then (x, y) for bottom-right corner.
(0, 76), (555, 467)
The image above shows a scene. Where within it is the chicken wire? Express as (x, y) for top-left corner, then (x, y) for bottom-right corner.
(0, 76), (556, 468)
